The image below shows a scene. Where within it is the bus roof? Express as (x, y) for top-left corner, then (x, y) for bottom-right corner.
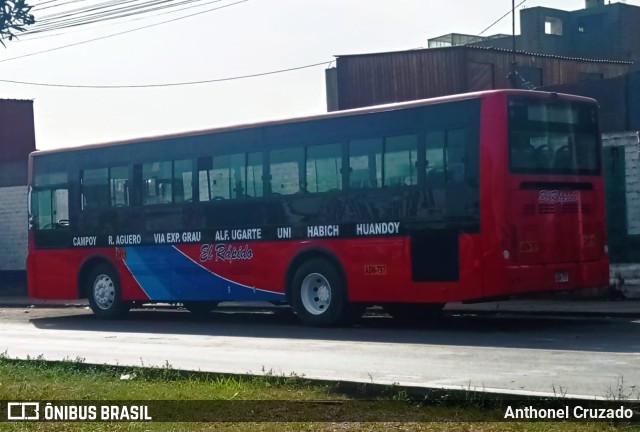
(32, 89), (597, 157)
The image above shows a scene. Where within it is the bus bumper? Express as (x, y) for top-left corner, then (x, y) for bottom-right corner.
(506, 259), (610, 295)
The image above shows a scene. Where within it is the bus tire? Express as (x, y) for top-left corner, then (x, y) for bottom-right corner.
(183, 301), (218, 317)
(87, 264), (129, 319)
(290, 258), (351, 327)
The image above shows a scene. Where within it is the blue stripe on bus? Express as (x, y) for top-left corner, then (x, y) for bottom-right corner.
(123, 247), (174, 301)
(123, 246), (285, 302)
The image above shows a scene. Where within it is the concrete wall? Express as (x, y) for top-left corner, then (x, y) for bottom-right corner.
(0, 186), (28, 270)
(0, 186), (28, 294)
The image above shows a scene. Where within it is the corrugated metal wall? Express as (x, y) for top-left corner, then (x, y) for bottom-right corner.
(333, 46), (630, 110)
(335, 48), (467, 110)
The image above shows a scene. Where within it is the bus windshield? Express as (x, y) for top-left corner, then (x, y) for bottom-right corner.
(508, 96), (600, 176)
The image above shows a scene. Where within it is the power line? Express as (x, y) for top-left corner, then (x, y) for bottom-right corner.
(0, 0), (247, 63)
(31, 0), (195, 32)
(17, 0), (225, 41)
(464, 0), (527, 46)
(0, 60), (332, 88)
(479, 0), (526, 37)
(26, 0), (224, 33)
(33, 0), (98, 11)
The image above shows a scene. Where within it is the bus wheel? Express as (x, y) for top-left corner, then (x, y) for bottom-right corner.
(291, 258), (350, 327)
(87, 264), (129, 319)
(384, 303), (444, 323)
(183, 301), (218, 317)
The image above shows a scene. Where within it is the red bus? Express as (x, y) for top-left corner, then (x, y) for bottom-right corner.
(27, 90), (609, 326)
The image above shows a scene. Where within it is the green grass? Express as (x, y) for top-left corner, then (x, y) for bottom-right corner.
(0, 356), (637, 431)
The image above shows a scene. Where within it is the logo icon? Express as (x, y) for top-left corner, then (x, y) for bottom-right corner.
(538, 190), (579, 204)
(7, 402), (40, 420)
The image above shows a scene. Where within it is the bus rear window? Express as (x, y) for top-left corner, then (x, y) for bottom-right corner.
(508, 97), (600, 175)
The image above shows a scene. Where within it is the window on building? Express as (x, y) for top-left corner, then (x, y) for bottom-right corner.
(544, 16), (563, 35)
(428, 40), (452, 48)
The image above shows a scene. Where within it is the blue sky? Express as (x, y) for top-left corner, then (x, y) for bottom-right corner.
(0, 0), (634, 150)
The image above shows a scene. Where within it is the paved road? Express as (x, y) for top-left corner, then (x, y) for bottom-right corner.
(1, 307), (639, 400)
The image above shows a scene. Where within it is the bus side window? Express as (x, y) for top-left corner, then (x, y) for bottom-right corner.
(446, 129), (466, 184)
(142, 161), (172, 205)
(211, 153), (250, 200)
(110, 166), (129, 207)
(269, 148), (303, 196)
(246, 152), (263, 198)
(210, 155), (232, 200)
(81, 168), (109, 209)
(425, 131), (445, 187)
(199, 153), (261, 201)
(306, 143), (342, 193)
(32, 170), (69, 230)
(33, 188), (69, 230)
(173, 159), (193, 203)
(198, 157), (213, 202)
(228, 153), (246, 198)
(383, 135), (418, 187)
(349, 138), (382, 189)
(81, 166), (129, 209)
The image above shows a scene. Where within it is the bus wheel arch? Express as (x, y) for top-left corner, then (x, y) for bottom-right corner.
(79, 257), (129, 319)
(285, 249), (357, 326)
(78, 256), (117, 299)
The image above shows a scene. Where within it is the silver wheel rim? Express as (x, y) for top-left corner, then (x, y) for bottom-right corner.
(300, 272), (331, 315)
(93, 274), (115, 310)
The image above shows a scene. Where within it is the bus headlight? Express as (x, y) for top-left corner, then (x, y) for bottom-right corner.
(604, 244), (609, 254)
(503, 250), (510, 260)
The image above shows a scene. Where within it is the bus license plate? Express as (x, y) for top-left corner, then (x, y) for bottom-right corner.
(555, 271), (569, 283)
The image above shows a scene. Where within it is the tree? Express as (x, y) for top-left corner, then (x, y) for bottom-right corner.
(0, 0), (35, 46)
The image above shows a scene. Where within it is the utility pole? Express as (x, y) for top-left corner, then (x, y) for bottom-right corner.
(510, 0), (518, 88)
